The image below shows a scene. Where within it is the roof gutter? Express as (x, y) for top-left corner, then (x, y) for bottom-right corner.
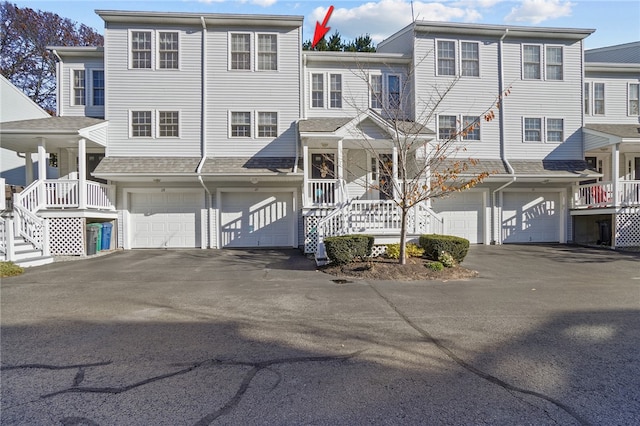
(492, 28), (516, 245)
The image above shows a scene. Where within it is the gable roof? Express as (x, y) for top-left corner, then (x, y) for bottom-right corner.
(584, 124), (640, 139)
(1, 116), (105, 133)
(585, 42), (640, 64)
(298, 112), (434, 138)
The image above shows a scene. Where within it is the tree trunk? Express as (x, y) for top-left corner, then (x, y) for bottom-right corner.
(399, 207), (408, 265)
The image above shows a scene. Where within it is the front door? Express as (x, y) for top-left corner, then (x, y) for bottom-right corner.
(377, 154), (393, 200)
(635, 157), (640, 180)
(311, 153), (335, 204)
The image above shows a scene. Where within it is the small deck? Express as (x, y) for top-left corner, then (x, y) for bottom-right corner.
(572, 181), (640, 211)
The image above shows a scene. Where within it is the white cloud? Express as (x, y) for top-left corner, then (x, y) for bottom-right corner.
(505, 0), (574, 24)
(250, 0), (277, 6)
(309, 0), (484, 43)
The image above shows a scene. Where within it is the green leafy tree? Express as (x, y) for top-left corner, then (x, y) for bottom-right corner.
(0, 1), (103, 113)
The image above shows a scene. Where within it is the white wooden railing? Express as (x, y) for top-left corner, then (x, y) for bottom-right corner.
(0, 216), (9, 259)
(308, 179), (343, 205)
(13, 203), (49, 255)
(86, 181), (116, 210)
(15, 179), (115, 212)
(573, 181), (640, 209)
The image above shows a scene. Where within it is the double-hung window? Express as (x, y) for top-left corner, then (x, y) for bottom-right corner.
(462, 116), (480, 141)
(231, 34), (251, 70)
(524, 118), (542, 142)
(584, 83), (590, 115)
(523, 45), (541, 79)
(158, 111), (179, 137)
(370, 74), (382, 109)
(438, 115), (457, 140)
(546, 118), (564, 142)
(131, 111), (152, 137)
(311, 73), (324, 108)
(131, 31), (152, 69)
(437, 41), (456, 76)
(387, 74), (401, 109)
(258, 112), (278, 137)
(73, 70), (85, 106)
(546, 46), (563, 80)
(330, 74), (342, 108)
(158, 32), (179, 69)
(461, 42), (479, 77)
(594, 83), (605, 115)
(92, 70), (104, 106)
(257, 34), (277, 71)
(629, 83), (639, 116)
(231, 112), (251, 137)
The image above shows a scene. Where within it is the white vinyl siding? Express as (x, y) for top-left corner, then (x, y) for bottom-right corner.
(72, 70), (86, 106)
(523, 45), (541, 79)
(158, 31), (179, 69)
(461, 42), (480, 77)
(437, 40), (456, 76)
(131, 31), (152, 69)
(584, 75), (640, 124)
(230, 33), (251, 70)
(629, 83), (639, 116)
(257, 34), (277, 71)
(60, 58), (104, 118)
(329, 74), (342, 108)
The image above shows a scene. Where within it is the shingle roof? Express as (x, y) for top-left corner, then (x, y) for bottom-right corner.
(1, 116), (105, 132)
(434, 159), (511, 175)
(93, 157), (200, 174)
(202, 157), (301, 174)
(585, 42), (640, 64)
(298, 118), (352, 132)
(584, 124), (640, 139)
(434, 159), (597, 177)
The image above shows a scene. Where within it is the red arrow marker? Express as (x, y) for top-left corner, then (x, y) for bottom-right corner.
(312, 5), (334, 48)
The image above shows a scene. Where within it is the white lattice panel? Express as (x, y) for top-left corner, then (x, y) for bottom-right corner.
(616, 212), (640, 247)
(371, 245), (387, 257)
(304, 215), (320, 253)
(49, 218), (84, 255)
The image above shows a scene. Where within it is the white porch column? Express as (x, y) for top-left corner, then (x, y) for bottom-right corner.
(302, 143), (309, 206)
(37, 139), (47, 181)
(78, 138), (87, 209)
(337, 139), (344, 203)
(612, 143), (620, 206)
(25, 153), (34, 186)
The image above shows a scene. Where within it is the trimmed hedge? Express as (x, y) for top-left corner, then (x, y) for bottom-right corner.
(419, 234), (470, 264)
(385, 243), (425, 259)
(324, 234), (374, 265)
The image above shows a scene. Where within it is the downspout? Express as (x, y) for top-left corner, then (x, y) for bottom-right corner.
(196, 16), (212, 248)
(491, 28), (516, 244)
(294, 52), (308, 174)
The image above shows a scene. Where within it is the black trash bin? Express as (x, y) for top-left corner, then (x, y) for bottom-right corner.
(86, 223), (102, 255)
(596, 219), (611, 245)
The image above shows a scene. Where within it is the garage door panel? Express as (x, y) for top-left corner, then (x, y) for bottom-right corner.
(502, 192), (560, 243)
(221, 192), (294, 248)
(130, 192), (201, 248)
(432, 192), (484, 244)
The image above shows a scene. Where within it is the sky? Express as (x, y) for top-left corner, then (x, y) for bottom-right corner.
(10, 0), (640, 49)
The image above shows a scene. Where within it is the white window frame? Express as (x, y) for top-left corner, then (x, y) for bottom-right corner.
(157, 31), (180, 70)
(129, 30), (153, 70)
(90, 69), (104, 107)
(545, 45), (564, 81)
(256, 33), (278, 72)
(310, 72), (325, 109)
(71, 69), (86, 106)
(229, 32), (252, 71)
(385, 73), (402, 110)
(329, 73), (342, 109)
(546, 118), (564, 143)
(257, 111), (278, 138)
(437, 115), (458, 141)
(130, 110), (153, 138)
(522, 44), (542, 80)
(157, 110), (180, 138)
(523, 117), (543, 143)
(461, 115), (481, 141)
(628, 82), (639, 116)
(229, 111), (253, 138)
(436, 39), (457, 77)
(369, 73), (383, 109)
(584, 82), (591, 115)
(460, 41), (480, 78)
(593, 82), (605, 115)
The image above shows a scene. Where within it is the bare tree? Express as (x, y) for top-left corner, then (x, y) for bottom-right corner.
(339, 55), (509, 264)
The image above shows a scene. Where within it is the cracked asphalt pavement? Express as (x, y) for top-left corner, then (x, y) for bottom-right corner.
(1, 245), (639, 425)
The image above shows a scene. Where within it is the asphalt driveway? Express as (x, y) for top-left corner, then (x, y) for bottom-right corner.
(1, 245), (639, 425)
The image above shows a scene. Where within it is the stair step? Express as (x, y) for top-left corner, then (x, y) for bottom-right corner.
(15, 256), (54, 268)
(13, 249), (44, 261)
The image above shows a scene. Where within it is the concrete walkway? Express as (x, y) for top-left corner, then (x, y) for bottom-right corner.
(1, 245), (639, 425)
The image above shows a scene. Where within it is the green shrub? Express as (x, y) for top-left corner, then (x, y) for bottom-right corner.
(426, 261), (444, 271)
(438, 251), (456, 268)
(386, 243), (425, 259)
(0, 261), (24, 278)
(324, 234), (374, 265)
(419, 234), (470, 264)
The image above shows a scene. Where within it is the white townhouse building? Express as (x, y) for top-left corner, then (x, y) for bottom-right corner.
(2, 9), (638, 265)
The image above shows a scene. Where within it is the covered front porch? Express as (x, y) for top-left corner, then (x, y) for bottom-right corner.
(1, 116), (117, 265)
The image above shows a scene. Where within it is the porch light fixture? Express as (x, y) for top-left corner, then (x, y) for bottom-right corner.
(321, 142), (328, 147)
(153, 178), (161, 183)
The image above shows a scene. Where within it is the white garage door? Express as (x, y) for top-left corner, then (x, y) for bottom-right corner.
(432, 192), (484, 243)
(130, 192), (202, 248)
(502, 192), (560, 243)
(220, 191), (295, 248)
